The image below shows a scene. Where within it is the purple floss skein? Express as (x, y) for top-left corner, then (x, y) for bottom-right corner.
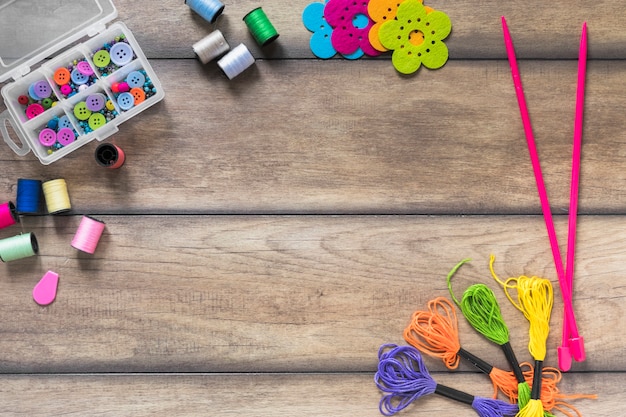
(375, 344), (518, 417)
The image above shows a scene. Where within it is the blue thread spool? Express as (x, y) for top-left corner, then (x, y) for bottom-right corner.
(185, 0), (225, 24)
(16, 178), (42, 214)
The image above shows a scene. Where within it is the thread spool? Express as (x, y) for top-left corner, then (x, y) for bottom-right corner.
(71, 216), (106, 254)
(243, 7), (279, 46)
(0, 201), (18, 230)
(16, 178), (42, 214)
(42, 179), (71, 214)
(95, 143), (126, 169)
(217, 44), (256, 80)
(0, 232), (38, 262)
(193, 30), (230, 64)
(185, 0), (224, 23)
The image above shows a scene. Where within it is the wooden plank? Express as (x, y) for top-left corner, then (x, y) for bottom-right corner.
(1, 59), (626, 214)
(0, 372), (606, 416)
(0, 215), (622, 372)
(114, 0), (626, 59)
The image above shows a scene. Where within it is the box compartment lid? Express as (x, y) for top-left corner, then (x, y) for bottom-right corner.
(0, 0), (117, 83)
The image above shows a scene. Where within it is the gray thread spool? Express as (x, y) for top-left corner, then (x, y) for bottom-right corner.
(193, 30), (230, 64)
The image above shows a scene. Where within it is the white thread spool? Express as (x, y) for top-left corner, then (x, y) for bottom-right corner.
(217, 44), (256, 80)
(193, 30), (230, 64)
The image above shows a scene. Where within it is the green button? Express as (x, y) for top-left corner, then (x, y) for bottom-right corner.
(93, 50), (111, 68)
(73, 101), (92, 121)
(88, 113), (106, 130)
(41, 98), (53, 109)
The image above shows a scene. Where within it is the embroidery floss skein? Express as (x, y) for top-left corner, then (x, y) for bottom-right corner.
(193, 30), (230, 64)
(0, 201), (18, 230)
(16, 178), (42, 214)
(185, 0), (225, 24)
(446, 259), (537, 415)
(95, 143), (125, 169)
(243, 7), (280, 46)
(404, 297), (594, 417)
(217, 44), (256, 79)
(375, 344), (519, 417)
(71, 216), (106, 254)
(0, 232), (38, 262)
(490, 256), (554, 417)
(42, 179), (71, 214)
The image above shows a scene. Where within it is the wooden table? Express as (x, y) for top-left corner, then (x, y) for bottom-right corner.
(0, 0), (622, 415)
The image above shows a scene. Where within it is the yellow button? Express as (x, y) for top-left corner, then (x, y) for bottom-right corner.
(105, 100), (115, 111)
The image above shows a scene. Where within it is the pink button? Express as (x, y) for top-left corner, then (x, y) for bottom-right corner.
(76, 60), (94, 76)
(26, 103), (45, 119)
(57, 128), (76, 146)
(39, 128), (57, 146)
(60, 84), (72, 95)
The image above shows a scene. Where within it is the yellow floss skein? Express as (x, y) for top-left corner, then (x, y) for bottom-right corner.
(42, 179), (71, 214)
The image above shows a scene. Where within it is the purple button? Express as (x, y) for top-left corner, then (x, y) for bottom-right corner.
(57, 128), (76, 146)
(33, 81), (52, 99)
(85, 93), (106, 111)
(109, 42), (134, 66)
(39, 128), (57, 146)
(76, 61), (94, 76)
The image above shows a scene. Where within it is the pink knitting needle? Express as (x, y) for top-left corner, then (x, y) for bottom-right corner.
(501, 16), (582, 371)
(562, 21), (587, 367)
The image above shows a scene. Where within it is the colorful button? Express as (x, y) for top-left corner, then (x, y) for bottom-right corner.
(126, 71), (145, 88)
(105, 100), (115, 111)
(88, 113), (106, 131)
(60, 84), (72, 95)
(47, 118), (59, 130)
(41, 98), (53, 109)
(71, 68), (89, 85)
(54, 67), (71, 85)
(117, 81), (130, 93)
(93, 50), (111, 68)
(28, 83), (40, 100)
(18, 95), (29, 105)
(73, 102), (92, 120)
(25, 103), (44, 119)
(39, 128), (57, 146)
(109, 42), (133, 66)
(77, 61), (94, 76)
(33, 81), (52, 99)
(85, 93), (106, 111)
(130, 87), (145, 105)
(117, 92), (134, 110)
(57, 128), (76, 146)
(58, 115), (73, 129)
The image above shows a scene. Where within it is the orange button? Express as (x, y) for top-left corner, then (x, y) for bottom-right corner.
(53, 67), (71, 86)
(130, 87), (145, 105)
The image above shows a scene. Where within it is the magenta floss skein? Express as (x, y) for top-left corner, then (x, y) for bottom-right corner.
(71, 216), (105, 254)
(0, 201), (18, 229)
(375, 344), (518, 417)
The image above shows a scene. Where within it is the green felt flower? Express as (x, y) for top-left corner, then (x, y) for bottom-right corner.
(378, 0), (451, 74)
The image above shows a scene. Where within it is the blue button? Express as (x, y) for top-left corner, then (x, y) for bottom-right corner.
(58, 115), (73, 129)
(117, 92), (134, 110)
(109, 42), (134, 66)
(71, 68), (89, 85)
(126, 71), (145, 88)
(28, 83), (40, 100)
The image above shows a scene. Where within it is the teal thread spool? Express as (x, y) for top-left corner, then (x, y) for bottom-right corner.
(0, 232), (39, 262)
(243, 7), (279, 46)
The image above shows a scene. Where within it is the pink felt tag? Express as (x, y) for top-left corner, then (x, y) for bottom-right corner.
(33, 270), (59, 306)
(324, 0), (380, 56)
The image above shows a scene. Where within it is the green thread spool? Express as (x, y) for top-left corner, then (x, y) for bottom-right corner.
(243, 7), (279, 46)
(0, 232), (39, 262)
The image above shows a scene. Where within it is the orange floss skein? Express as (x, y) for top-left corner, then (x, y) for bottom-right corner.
(403, 296), (595, 417)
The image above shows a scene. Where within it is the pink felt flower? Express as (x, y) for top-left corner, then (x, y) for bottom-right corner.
(324, 0), (380, 56)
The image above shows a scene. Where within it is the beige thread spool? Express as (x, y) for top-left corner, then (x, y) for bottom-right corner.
(42, 179), (71, 214)
(193, 30), (230, 64)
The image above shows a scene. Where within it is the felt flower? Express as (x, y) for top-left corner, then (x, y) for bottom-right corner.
(324, 0), (380, 56)
(302, 0), (364, 59)
(367, 0), (433, 52)
(378, 0), (451, 74)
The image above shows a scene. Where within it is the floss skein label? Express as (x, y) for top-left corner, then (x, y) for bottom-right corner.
(72, 216), (106, 254)
(33, 271), (59, 306)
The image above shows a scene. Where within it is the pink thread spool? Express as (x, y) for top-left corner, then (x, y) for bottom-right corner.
(71, 216), (106, 254)
(0, 201), (18, 230)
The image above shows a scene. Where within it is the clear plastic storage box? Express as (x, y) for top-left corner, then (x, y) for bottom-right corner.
(0, 0), (164, 164)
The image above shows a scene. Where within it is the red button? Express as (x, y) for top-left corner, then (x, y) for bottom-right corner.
(18, 95), (29, 105)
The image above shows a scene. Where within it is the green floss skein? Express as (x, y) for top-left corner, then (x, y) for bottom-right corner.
(446, 259), (550, 415)
(0, 232), (38, 262)
(243, 7), (279, 47)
